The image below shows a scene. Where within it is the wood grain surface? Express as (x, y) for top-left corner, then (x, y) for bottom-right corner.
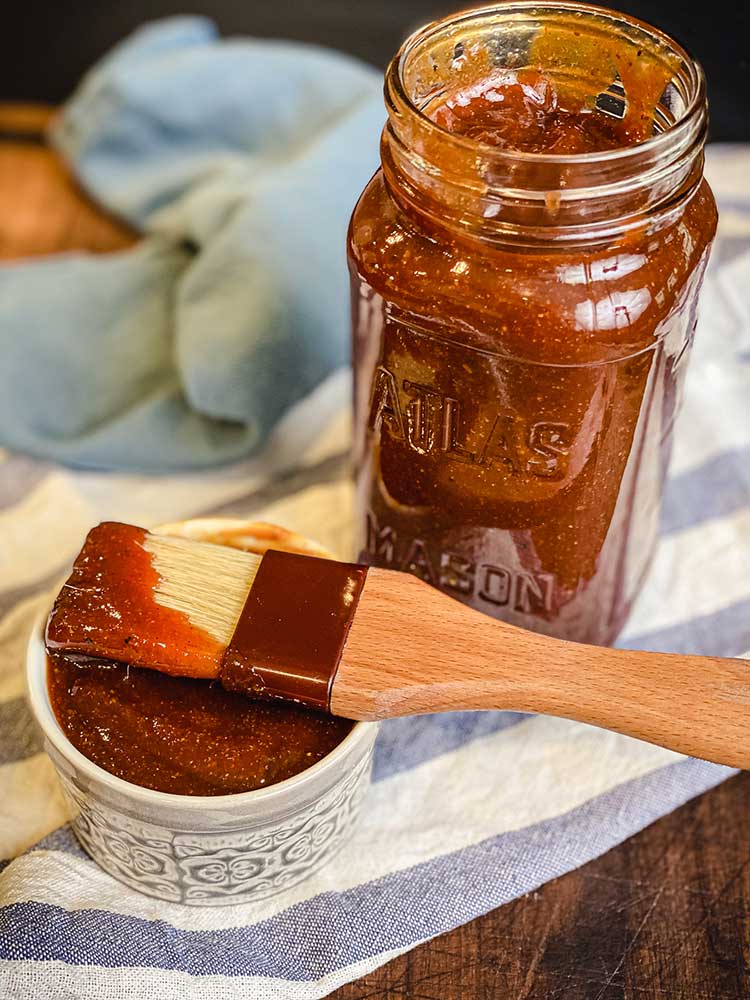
(1, 103), (747, 1000)
(330, 772), (750, 1000)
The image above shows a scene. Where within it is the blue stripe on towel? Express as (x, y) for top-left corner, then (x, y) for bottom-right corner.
(661, 447), (750, 535)
(621, 598), (750, 657)
(0, 757), (733, 978)
(373, 711), (527, 781)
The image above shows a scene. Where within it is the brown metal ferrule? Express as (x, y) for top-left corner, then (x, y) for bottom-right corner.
(219, 549), (368, 712)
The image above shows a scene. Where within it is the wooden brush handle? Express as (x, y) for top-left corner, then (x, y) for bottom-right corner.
(331, 568), (750, 768)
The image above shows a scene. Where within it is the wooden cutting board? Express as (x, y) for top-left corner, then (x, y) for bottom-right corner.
(0, 103), (138, 260)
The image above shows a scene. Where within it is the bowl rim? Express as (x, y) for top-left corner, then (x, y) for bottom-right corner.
(27, 607), (377, 812)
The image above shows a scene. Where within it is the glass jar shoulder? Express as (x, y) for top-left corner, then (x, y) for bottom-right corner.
(348, 171), (717, 365)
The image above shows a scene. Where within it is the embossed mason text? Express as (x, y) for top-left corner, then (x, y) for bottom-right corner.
(365, 512), (555, 616)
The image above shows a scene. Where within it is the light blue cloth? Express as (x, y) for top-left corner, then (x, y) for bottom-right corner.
(0, 18), (382, 470)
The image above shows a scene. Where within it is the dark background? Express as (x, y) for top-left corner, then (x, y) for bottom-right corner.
(2, 1), (748, 141)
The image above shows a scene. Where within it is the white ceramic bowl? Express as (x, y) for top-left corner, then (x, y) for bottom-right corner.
(26, 520), (377, 906)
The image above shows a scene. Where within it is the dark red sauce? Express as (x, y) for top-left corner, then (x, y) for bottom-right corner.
(46, 522), (223, 679)
(47, 653), (353, 796)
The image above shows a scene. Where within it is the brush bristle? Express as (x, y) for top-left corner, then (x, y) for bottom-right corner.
(144, 533), (262, 646)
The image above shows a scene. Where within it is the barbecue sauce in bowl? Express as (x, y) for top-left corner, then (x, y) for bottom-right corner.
(45, 520), (353, 796)
(47, 651), (352, 796)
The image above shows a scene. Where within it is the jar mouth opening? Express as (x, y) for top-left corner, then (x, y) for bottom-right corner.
(385, 0), (706, 169)
(382, 1), (708, 241)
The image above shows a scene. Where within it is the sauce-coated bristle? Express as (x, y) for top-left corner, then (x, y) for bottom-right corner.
(144, 533), (262, 646)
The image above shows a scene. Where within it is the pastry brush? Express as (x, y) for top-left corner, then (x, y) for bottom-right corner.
(46, 522), (750, 768)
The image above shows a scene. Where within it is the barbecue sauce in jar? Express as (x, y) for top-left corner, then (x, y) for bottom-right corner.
(348, 3), (717, 644)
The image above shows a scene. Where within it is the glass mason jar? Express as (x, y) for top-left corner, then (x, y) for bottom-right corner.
(348, 2), (717, 646)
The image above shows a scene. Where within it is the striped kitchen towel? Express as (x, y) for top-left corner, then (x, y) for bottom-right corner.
(0, 145), (748, 999)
